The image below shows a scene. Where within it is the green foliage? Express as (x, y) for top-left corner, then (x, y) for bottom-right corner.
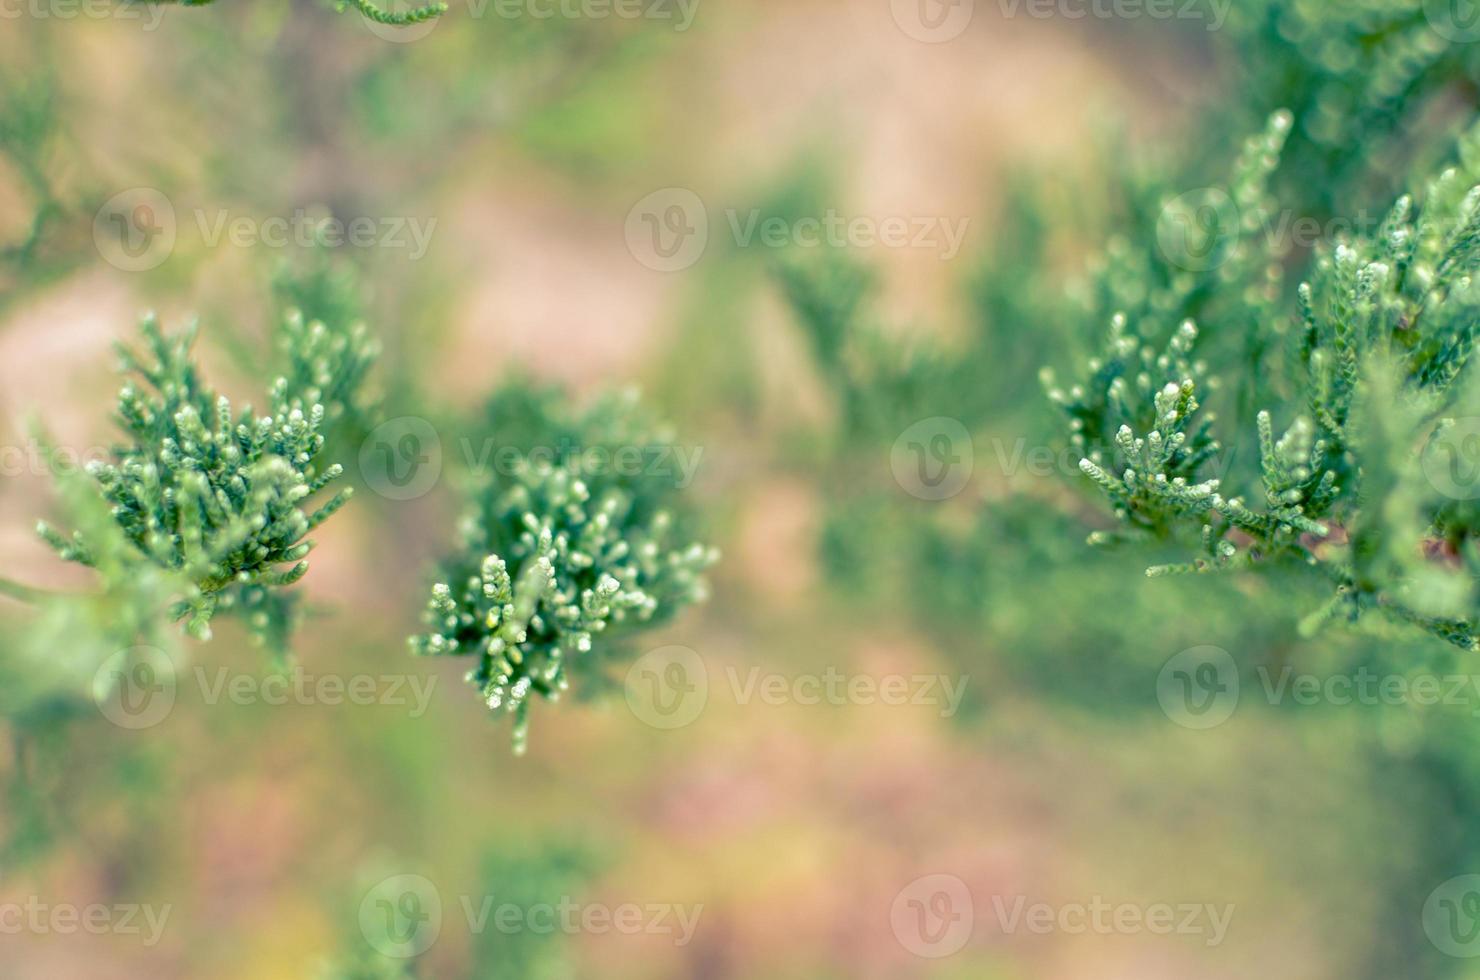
(410, 380), (718, 752)
(273, 251), (383, 464)
(1052, 114), (1480, 649)
(37, 314), (357, 650)
(141, 0), (448, 26)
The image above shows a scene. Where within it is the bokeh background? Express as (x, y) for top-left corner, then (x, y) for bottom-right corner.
(3, 2), (1479, 978)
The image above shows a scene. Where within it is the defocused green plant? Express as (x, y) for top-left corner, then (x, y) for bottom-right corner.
(4, 265), (715, 753)
(780, 0), (1480, 656)
(144, 0), (448, 27)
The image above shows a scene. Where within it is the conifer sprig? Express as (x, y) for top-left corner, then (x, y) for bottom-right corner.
(140, 0), (449, 26)
(411, 381), (718, 752)
(1051, 116), (1480, 649)
(39, 314), (356, 648)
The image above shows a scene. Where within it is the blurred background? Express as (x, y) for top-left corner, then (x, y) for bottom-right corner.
(2, 1), (1478, 978)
